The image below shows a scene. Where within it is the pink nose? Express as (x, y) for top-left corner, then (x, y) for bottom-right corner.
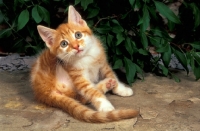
(72, 43), (79, 50)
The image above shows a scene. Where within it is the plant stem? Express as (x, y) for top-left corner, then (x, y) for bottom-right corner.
(93, 15), (118, 27)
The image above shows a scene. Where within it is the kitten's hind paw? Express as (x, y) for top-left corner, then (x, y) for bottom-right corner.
(98, 99), (115, 112)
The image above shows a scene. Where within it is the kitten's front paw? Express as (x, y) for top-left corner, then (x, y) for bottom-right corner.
(106, 78), (117, 90)
(112, 83), (133, 96)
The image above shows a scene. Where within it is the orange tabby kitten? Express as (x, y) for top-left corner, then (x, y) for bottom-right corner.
(30, 5), (139, 123)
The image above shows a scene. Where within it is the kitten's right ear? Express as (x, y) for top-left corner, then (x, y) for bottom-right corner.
(68, 5), (87, 27)
(37, 25), (56, 48)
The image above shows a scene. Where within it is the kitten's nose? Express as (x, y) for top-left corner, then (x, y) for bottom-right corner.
(72, 43), (79, 50)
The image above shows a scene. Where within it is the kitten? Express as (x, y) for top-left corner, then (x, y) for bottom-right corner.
(30, 5), (139, 123)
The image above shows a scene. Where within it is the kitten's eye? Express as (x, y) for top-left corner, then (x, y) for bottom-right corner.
(60, 40), (68, 48)
(75, 31), (82, 39)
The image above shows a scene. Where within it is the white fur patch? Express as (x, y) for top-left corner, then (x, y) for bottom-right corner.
(96, 98), (115, 112)
(112, 82), (133, 96)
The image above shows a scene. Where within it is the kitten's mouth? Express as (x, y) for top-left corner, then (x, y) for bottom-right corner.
(76, 49), (83, 54)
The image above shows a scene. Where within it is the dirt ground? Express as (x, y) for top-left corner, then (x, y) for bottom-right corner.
(0, 70), (200, 131)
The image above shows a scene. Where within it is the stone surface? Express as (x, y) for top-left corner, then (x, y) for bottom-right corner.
(140, 107), (158, 120)
(0, 54), (35, 71)
(0, 70), (200, 131)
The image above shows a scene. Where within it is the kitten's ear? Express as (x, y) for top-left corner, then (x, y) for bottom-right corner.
(68, 5), (87, 27)
(37, 25), (56, 48)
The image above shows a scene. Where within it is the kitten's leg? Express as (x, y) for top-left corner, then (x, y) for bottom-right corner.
(68, 68), (115, 112)
(76, 94), (90, 105)
(100, 63), (133, 96)
(81, 78), (115, 105)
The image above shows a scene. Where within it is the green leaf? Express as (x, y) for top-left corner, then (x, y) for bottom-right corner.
(162, 45), (172, 66)
(135, 0), (141, 10)
(0, 28), (12, 38)
(192, 57), (200, 80)
(189, 3), (200, 28)
(149, 36), (162, 48)
(129, 0), (135, 6)
(124, 57), (136, 84)
(107, 34), (114, 47)
(137, 18), (143, 26)
(37, 6), (50, 26)
(190, 54), (195, 71)
(112, 25), (124, 33)
(112, 19), (120, 25)
(138, 48), (148, 55)
(147, 6), (158, 20)
(113, 59), (123, 69)
(17, 9), (29, 31)
(151, 28), (170, 38)
(135, 63), (144, 79)
(87, 7), (99, 19)
(192, 52), (200, 65)
(74, 0), (81, 5)
(125, 37), (134, 55)
(159, 64), (168, 76)
(172, 47), (189, 74)
(95, 25), (111, 34)
(194, 65), (200, 81)
(141, 32), (148, 48)
(191, 41), (200, 50)
(154, 1), (180, 24)
(142, 5), (150, 31)
(170, 73), (180, 82)
(116, 33), (125, 45)
(156, 41), (169, 53)
(81, 0), (93, 10)
(32, 6), (42, 23)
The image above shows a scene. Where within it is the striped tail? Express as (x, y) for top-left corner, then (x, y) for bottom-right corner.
(52, 96), (139, 123)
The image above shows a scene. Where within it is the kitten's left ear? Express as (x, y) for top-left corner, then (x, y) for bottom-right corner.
(68, 5), (87, 27)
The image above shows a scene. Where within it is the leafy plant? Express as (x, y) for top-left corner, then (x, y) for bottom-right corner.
(0, 0), (69, 54)
(0, 0), (200, 84)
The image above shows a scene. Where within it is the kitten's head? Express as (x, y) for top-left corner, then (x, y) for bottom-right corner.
(37, 5), (93, 61)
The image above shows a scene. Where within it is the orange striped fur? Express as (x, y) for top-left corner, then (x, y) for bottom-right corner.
(30, 5), (139, 123)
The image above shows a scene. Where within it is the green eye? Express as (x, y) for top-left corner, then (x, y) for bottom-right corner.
(60, 40), (68, 48)
(75, 31), (82, 39)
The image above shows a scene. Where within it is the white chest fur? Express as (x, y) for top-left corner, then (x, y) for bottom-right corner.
(74, 56), (101, 84)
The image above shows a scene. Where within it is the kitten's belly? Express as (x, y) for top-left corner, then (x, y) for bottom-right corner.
(56, 65), (74, 91)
